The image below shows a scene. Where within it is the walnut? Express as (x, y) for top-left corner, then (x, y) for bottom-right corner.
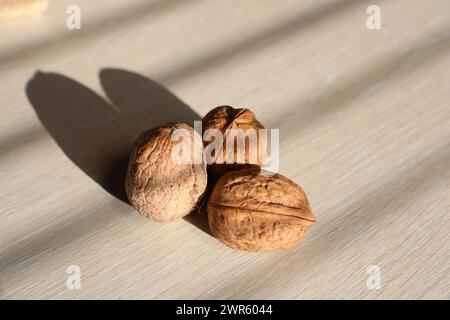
(207, 167), (315, 252)
(125, 123), (207, 221)
(202, 106), (267, 180)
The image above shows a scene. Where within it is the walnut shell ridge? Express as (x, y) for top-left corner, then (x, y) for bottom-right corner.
(202, 106), (267, 180)
(125, 123), (207, 222)
(207, 168), (315, 252)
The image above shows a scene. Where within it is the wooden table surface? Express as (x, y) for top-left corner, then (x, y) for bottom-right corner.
(0, 0), (449, 299)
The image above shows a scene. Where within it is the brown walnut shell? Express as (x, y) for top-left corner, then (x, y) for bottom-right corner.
(125, 123), (207, 222)
(207, 168), (315, 252)
(202, 106), (267, 180)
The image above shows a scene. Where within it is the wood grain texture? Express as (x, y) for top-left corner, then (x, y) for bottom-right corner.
(0, 0), (449, 299)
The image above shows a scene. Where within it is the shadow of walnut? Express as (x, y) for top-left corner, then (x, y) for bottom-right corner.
(26, 68), (210, 234)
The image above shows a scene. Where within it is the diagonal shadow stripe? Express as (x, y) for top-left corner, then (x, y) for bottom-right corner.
(274, 29), (450, 133)
(0, 0), (203, 67)
(158, 0), (364, 85)
(0, 0), (366, 75)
